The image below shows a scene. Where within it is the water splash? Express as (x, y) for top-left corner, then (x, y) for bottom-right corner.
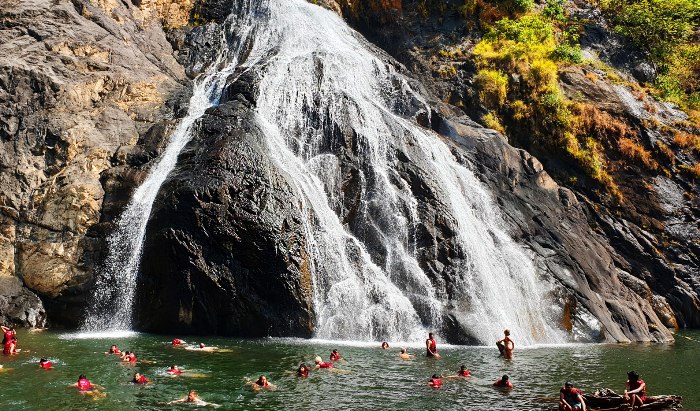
(81, 1), (261, 331)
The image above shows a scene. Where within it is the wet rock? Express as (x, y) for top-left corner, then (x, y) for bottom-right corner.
(0, 277), (47, 328)
(136, 97), (315, 337)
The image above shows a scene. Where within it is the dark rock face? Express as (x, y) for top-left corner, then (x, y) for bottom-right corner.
(136, 98), (315, 337)
(0, 277), (46, 328)
(0, 0), (189, 326)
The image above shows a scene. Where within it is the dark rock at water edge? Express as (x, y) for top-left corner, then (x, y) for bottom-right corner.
(136, 96), (315, 337)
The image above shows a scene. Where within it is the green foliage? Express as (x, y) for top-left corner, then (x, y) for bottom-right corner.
(486, 15), (554, 44)
(551, 44), (583, 63)
(543, 0), (566, 20)
(475, 69), (509, 108)
(601, 0), (699, 60)
(600, 0), (700, 112)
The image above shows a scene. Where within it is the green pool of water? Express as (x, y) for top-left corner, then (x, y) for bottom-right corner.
(0, 330), (697, 410)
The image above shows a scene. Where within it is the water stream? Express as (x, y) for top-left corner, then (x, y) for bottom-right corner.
(84, 0), (565, 345)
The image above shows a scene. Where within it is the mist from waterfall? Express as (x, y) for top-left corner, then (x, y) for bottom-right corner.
(80, 1), (262, 331)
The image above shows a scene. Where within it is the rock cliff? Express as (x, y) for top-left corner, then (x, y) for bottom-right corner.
(0, 0), (697, 342)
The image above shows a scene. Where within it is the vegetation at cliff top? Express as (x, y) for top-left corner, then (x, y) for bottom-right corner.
(598, 0), (700, 112)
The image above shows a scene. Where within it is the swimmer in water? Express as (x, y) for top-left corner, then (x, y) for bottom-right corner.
(399, 348), (415, 360)
(172, 338), (184, 346)
(107, 345), (121, 355)
(167, 389), (218, 406)
(442, 365), (471, 378)
(297, 363), (310, 378)
(185, 342), (220, 352)
(381, 341), (390, 349)
(249, 375), (276, 391)
(39, 358), (54, 369)
(121, 351), (137, 363)
(494, 374), (513, 389)
(167, 365), (183, 375)
(330, 349), (342, 362)
(314, 356), (333, 370)
(132, 372), (150, 384)
(428, 374), (443, 388)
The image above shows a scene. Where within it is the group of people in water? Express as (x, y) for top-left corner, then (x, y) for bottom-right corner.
(1, 325), (651, 409)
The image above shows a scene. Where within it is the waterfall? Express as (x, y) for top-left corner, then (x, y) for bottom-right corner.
(81, 1), (261, 331)
(242, 0), (566, 344)
(83, 0), (565, 345)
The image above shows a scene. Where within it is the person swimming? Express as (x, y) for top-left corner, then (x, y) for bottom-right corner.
(428, 374), (443, 388)
(74, 374), (93, 391)
(39, 358), (53, 369)
(314, 356), (333, 369)
(168, 365), (183, 375)
(167, 389), (217, 406)
(132, 372), (150, 384)
(297, 363), (310, 378)
(107, 345), (121, 355)
(443, 365), (471, 378)
(399, 348), (414, 360)
(250, 375), (275, 391)
(381, 341), (390, 349)
(172, 338), (184, 346)
(121, 351), (137, 362)
(330, 349), (342, 362)
(494, 374), (513, 389)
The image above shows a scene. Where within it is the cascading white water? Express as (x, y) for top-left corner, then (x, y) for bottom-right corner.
(81, 1), (262, 331)
(82, 0), (565, 345)
(241, 0), (566, 344)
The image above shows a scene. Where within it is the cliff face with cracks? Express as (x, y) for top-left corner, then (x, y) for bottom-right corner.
(0, 0), (189, 326)
(0, 0), (696, 342)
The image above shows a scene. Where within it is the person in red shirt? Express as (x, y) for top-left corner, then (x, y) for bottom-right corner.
(314, 356), (333, 369)
(172, 338), (184, 346)
(560, 381), (586, 411)
(132, 372), (150, 384)
(167, 365), (183, 375)
(428, 374), (443, 388)
(494, 374), (513, 389)
(426, 333), (440, 358)
(624, 371), (647, 409)
(443, 365), (471, 379)
(250, 375), (275, 391)
(74, 374), (93, 391)
(107, 345), (121, 355)
(39, 358), (53, 369)
(297, 363), (310, 378)
(330, 349), (342, 362)
(2, 326), (17, 355)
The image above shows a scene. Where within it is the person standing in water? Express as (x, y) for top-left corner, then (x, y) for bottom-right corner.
(426, 333), (440, 358)
(496, 329), (515, 360)
(2, 325), (17, 355)
(624, 371), (647, 409)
